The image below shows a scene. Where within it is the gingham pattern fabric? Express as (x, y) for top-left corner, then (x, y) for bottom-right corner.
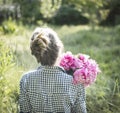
(19, 66), (87, 113)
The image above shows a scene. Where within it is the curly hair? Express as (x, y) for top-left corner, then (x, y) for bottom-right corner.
(30, 27), (63, 66)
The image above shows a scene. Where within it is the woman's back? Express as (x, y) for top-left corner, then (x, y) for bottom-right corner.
(20, 66), (86, 113)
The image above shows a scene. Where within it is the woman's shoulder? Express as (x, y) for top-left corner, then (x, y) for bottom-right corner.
(20, 69), (38, 82)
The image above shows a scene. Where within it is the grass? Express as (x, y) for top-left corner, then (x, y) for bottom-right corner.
(0, 22), (120, 113)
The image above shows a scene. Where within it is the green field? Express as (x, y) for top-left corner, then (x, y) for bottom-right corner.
(0, 23), (120, 113)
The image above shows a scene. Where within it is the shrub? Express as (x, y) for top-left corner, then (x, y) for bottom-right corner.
(52, 5), (89, 25)
(1, 19), (18, 34)
(0, 40), (18, 112)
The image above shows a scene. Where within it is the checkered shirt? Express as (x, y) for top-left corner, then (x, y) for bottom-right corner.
(19, 66), (87, 113)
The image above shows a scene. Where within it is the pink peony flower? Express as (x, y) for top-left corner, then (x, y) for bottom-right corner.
(78, 53), (90, 62)
(74, 58), (83, 69)
(60, 52), (76, 71)
(60, 52), (101, 87)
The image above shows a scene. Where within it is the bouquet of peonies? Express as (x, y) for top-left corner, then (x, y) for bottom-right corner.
(60, 52), (101, 87)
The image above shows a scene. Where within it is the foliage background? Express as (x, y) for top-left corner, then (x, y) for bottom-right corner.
(0, 0), (120, 113)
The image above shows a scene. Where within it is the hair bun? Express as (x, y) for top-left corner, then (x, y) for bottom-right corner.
(37, 33), (49, 49)
(30, 31), (50, 58)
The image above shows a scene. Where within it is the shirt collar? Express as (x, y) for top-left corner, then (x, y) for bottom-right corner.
(37, 65), (65, 72)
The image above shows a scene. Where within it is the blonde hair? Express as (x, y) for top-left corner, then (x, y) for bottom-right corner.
(30, 27), (63, 66)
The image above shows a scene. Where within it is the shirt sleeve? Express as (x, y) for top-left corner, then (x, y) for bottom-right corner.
(73, 84), (87, 113)
(19, 75), (31, 113)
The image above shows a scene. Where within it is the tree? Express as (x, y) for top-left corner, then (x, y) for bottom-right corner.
(61, 0), (107, 28)
(13, 0), (42, 24)
(101, 0), (120, 25)
(40, 0), (61, 22)
(51, 0), (120, 26)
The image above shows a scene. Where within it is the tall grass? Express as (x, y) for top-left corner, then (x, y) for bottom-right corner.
(0, 22), (120, 113)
